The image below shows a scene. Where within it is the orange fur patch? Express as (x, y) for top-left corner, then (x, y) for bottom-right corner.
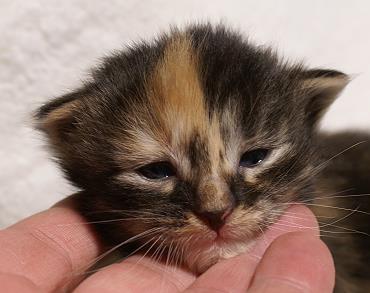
(148, 35), (206, 145)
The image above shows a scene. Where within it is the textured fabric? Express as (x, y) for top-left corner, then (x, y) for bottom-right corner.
(1, 0), (369, 227)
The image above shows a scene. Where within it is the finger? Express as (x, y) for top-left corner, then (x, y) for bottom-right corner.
(74, 255), (196, 293)
(0, 194), (101, 292)
(248, 232), (335, 293)
(183, 204), (319, 293)
(0, 273), (45, 293)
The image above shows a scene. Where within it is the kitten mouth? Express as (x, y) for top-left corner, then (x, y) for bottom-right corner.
(196, 229), (251, 249)
(200, 229), (238, 245)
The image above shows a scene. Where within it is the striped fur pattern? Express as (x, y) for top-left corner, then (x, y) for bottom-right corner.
(35, 24), (368, 291)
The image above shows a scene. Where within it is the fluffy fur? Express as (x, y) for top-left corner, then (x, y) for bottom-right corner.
(35, 24), (369, 291)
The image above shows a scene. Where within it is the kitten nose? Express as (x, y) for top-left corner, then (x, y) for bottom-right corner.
(196, 207), (233, 232)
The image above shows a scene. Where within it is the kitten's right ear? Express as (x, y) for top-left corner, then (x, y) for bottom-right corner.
(35, 90), (84, 142)
(301, 69), (349, 126)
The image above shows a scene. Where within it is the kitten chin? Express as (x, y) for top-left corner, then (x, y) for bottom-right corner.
(185, 239), (254, 274)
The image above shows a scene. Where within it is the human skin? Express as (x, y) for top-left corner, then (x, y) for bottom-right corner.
(0, 194), (334, 293)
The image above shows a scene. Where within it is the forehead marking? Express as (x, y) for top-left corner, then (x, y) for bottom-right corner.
(147, 34), (230, 177)
(149, 35), (206, 142)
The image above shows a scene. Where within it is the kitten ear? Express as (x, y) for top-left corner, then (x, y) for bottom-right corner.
(35, 90), (84, 142)
(302, 69), (349, 126)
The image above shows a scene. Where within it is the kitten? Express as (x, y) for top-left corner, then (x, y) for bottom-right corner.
(35, 24), (369, 292)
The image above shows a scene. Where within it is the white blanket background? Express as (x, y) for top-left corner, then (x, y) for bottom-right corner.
(1, 0), (369, 227)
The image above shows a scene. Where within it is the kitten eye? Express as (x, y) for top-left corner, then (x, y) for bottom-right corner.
(239, 149), (270, 168)
(137, 162), (176, 180)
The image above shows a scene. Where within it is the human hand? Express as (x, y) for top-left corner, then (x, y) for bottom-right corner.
(0, 195), (334, 293)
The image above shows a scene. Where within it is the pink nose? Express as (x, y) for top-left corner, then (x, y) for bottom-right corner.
(196, 207), (233, 232)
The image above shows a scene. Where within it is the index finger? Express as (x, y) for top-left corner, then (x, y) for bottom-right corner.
(0, 194), (101, 292)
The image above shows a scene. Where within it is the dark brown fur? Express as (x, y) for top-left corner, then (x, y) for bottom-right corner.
(35, 24), (369, 291)
(314, 132), (370, 292)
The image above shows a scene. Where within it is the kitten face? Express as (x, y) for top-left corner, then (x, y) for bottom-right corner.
(36, 24), (348, 273)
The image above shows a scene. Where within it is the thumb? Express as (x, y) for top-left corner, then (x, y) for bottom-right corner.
(247, 232), (335, 293)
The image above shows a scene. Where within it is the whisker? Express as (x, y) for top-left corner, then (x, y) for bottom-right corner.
(257, 225), (268, 247)
(57, 217), (167, 227)
(319, 205), (358, 227)
(315, 141), (367, 173)
(74, 227), (164, 276)
(319, 223), (370, 237)
(86, 209), (176, 217)
(269, 210), (335, 219)
(271, 220), (368, 236)
(122, 235), (165, 278)
(150, 239), (166, 264)
(303, 188), (354, 197)
(81, 234), (160, 276)
(302, 193), (370, 202)
(267, 225), (345, 239)
(264, 141), (367, 198)
(300, 203), (370, 216)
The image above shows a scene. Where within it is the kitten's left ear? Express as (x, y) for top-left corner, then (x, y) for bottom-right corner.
(302, 69), (349, 126)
